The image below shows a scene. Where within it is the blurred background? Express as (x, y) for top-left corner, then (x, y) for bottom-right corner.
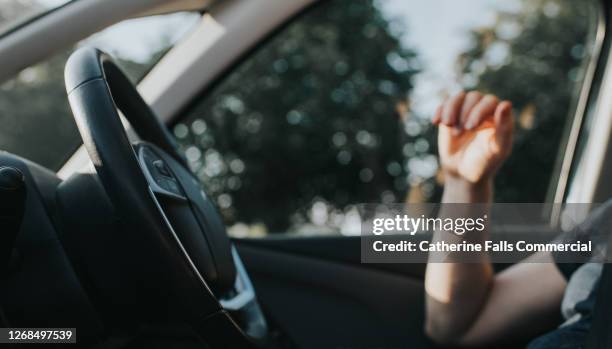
(0, 0), (200, 169)
(0, 0), (600, 237)
(173, 0), (598, 236)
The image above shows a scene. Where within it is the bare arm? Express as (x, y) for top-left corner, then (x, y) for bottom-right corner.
(424, 92), (567, 346)
(425, 180), (567, 346)
(457, 252), (566, 346)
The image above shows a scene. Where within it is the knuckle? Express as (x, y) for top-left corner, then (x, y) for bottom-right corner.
(483, 94), (499, 104)
(466, 91), (482, 100)
(450, 92), (466, 106)
(451, 93), (463, 104)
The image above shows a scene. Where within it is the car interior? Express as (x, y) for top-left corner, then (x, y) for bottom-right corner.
(2, 0), (612, 348)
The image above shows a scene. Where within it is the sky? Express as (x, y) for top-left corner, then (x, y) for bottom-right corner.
(375, 0), (523, 117)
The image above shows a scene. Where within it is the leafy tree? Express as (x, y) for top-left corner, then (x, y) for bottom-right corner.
(0, 2), (173, 170)
(0, 50), (163, 170)
(177, 0), (598, 235)
(0, 51), (79, 170)
(457, 0), (597, 202)
(177, 1), (419, 233)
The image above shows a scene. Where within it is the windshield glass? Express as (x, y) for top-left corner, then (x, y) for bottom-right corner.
(0, 0), (74, 37)
(0, 11), (200, 170)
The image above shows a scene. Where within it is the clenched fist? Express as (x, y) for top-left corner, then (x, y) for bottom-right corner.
(433, 91), (513, 184)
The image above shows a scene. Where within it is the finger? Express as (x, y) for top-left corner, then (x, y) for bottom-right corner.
(437, 124), (453, 155)
(459, 91), (483, 127)
(441, 91), (466, 127)
(491, 101), (513, 154)
(494, 101), (512, 130)
(432, 104), (443, 125)
(465, 94), (499, 130)
(432, 96), (449, 124)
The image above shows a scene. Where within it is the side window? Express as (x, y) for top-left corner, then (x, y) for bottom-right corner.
(0, 12), (200, 170)
(174, 0), (599, 237)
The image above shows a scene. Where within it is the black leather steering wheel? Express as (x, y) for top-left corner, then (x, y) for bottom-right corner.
(64, 47), (267, 346)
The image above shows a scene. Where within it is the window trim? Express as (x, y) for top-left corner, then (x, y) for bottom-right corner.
(149, 0), (320, 125)
(564, 2), (612, 205)
(550, 0), (607, 209)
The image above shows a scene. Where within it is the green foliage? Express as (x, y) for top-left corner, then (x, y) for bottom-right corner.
(0, 51), (161, 169)
(177, 1), (419, 232)
(0, 51), (79, 170)
(0, 0), (598, 235)
(178, 0), (598, 235)
(458, 0), (596, 201)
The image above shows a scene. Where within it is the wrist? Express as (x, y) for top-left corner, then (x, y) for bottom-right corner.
(442, 172), (493, 203)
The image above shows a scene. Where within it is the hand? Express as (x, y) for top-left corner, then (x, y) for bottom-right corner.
(433, 91), (513, 184)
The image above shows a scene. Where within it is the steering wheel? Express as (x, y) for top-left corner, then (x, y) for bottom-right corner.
(64, 47), (267, 346)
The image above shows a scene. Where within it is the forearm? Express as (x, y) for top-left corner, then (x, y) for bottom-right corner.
(424, 175), (494, 343)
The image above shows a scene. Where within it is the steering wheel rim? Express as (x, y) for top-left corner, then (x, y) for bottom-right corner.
(64, 47), (266, 340)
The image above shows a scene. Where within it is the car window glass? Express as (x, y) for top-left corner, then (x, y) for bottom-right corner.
(0, 0), (74, 37)
(174, 0), (599, 237)
(0, 12), (200, 170)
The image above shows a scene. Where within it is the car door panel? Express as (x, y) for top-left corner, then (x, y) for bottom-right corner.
(236, 237), (435, 349)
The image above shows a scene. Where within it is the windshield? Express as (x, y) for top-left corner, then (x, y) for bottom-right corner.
(0, 11), (200, 170)
(0, 0), (75, 37)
